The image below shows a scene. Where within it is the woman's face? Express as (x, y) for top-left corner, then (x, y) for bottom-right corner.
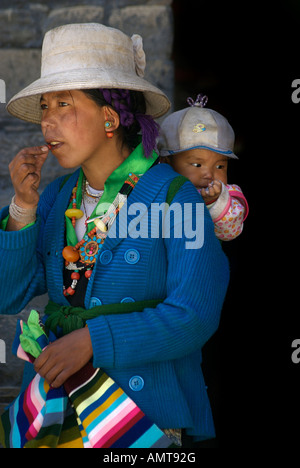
(40, 90), (107, 170)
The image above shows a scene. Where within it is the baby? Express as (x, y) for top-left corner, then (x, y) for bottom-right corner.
(158, 94), (249, 241)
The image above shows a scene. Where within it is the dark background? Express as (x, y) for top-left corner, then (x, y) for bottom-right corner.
(172, 0), (298, 446)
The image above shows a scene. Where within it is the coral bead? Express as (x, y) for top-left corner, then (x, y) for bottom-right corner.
(71, 272), (80, 280)
(62, 245), (80, 263)
(85, 269), (93, 279)
(66, 287), (76, 296)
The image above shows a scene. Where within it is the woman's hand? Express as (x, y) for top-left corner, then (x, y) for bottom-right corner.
(8, 145), (49, 209)
(34, 327), (93, 388)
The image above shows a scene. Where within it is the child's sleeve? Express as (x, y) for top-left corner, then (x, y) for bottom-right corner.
(206, 183), (249, 241)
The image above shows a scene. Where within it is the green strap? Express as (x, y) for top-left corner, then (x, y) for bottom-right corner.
(44, 299), (163, 336)
(60, 174), (188, 202)
(166, 175), (188, 205)
(59, 173), (73, 191)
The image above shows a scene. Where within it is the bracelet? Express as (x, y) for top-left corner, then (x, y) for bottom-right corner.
(9, 195), (37, 224)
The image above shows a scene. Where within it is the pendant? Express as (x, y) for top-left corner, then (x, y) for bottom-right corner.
(79, 234), (103, 264)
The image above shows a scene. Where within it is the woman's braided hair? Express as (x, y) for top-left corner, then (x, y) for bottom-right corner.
(82, 88), (159, 158)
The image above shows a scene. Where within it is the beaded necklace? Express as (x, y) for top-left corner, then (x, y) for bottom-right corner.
(62, 172), (140, 297)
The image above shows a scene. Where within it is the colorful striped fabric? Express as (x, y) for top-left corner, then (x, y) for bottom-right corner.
(66, 363), (173, 448)
(0, 311), (174, 448)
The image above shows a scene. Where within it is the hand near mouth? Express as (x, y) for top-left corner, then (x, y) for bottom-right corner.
(8, 145), (49, 211)
(199, 180), (222, 204)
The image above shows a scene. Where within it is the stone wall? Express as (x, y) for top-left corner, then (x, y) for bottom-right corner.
(0, 0), (174, 206)
(0, 0), (174, 422)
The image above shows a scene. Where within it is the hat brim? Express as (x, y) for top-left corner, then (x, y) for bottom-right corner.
(160, 144), (239, 160)
(6, 68), (170, 123)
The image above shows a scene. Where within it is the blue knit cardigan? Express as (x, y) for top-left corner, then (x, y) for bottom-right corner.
(0, 163), (229, 441)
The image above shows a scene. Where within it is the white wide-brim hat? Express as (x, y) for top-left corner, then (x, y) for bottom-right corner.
(158, 106), (238, 159)
(6, 23), (171, 123)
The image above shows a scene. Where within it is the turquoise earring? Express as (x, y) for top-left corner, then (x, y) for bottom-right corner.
(105, 121), (113, 138)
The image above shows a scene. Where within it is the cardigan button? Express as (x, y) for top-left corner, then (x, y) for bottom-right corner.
(120, 297), (135, 303)
(89, 297), (102, 308)
(124, 249), (140, 264)
(99, 250), (113, 265)
(129, 375), (144, 391)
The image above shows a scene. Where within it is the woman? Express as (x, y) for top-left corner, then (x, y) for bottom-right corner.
(0, 23), (229, 447)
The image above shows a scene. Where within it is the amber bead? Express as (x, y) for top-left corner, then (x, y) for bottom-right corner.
(65, 208), (84, 219)
(62, 245), (80, 263)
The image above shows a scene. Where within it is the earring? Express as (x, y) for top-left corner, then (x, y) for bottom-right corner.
(105, 120), (114, 138)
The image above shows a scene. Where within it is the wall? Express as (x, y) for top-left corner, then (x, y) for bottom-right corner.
(0, 0), (174, 419)
(0, 0), (174, 205)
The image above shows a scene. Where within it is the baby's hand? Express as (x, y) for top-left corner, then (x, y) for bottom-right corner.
(200, 180), (222, 204)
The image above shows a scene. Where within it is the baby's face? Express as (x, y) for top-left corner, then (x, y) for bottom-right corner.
(168, 148), (228, 189)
